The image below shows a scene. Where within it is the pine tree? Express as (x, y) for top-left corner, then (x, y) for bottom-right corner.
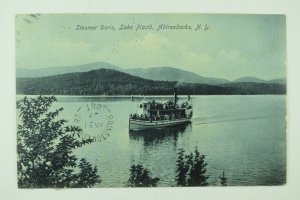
(175, 147), (209, 187)
(17, 96), (101, 188)
(219, 171), (227, 186)
(75, 158), (101, 188)
(126, 163), (160, 187)
(175, 148), (188, 186)
(187, 147), (209, 186)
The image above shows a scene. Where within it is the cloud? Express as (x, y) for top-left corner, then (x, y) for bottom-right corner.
(99, 32), (175, 67)
(17, 37), (97, 68)
(98, 32), (216, 73)
(16, 14), (286, 80)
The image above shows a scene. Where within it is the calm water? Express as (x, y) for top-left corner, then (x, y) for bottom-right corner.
(19, 95), (287, 187)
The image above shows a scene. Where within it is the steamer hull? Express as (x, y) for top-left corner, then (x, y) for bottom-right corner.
(129, 118), (191, 131)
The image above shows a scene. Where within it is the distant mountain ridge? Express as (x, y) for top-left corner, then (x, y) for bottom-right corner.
(232, 76), (286, 84)
(233, 77), (267, 83)
(16, 61), (286, 85)
(126, 66), (229, 85)
(16, 69), (286, 95)
(17, 62), (122, 78)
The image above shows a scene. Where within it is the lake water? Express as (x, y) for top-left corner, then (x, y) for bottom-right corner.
(18, 95), (286, 187)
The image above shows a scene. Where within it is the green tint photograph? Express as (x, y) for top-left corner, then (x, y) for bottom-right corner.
(15, 14), (286, 188)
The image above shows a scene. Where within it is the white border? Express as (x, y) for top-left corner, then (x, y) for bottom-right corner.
(1, 0), (300, 199)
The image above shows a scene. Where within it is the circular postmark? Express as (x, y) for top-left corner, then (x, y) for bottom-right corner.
(73, 102), (114, 143)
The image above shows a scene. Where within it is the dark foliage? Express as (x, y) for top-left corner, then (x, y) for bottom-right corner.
(175, 148), (189, 186)
(126, 163), (160, 187)
(219, 171), (228, 186)
(187, 148), (208, 186)
(175, 147), (209, 186)
(17, 96), (101, 188)
(16, 69), (286, 95)
(220, 82), (286, 94)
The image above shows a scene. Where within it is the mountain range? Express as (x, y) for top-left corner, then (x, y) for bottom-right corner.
(16, 68), (286, 95)
(16, 61), (286, 85)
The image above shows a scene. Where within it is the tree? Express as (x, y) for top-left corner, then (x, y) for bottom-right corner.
(187, 147), (209, 186)
(126, 163), (160, 187)
(175, 148), (188, 186)
(17, 96), (101, 188)
(175, 147), (209, 186)
(219, 171), (227, 186)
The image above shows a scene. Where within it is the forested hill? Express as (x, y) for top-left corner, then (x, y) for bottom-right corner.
(16, 69), (286, 95)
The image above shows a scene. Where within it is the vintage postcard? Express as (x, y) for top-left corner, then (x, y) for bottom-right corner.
(15, 14), (286, 188)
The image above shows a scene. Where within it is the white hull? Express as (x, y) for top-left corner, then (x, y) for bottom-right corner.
(129, 118), (191, 130)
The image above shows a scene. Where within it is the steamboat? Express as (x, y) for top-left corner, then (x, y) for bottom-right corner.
(129, 89), (193, 130)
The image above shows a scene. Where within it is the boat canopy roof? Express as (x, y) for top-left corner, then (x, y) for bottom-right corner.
(147, 108), (186, 111)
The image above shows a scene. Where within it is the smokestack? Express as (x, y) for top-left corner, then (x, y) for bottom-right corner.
(174, 87), (178, 104)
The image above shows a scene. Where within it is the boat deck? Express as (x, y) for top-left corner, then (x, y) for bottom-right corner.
(129, 117), (191, 130)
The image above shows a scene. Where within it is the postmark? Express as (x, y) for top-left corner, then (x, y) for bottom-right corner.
(73, 102), (114, 143)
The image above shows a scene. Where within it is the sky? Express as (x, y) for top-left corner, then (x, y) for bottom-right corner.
(15, 14), (286, 80)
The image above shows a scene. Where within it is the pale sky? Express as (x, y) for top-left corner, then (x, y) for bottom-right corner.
(16, 14), (286, 80)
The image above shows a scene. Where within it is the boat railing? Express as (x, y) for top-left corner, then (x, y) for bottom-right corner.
(129, 113), (188, 122)
(146, 108), (187, 112)
(129, 117), (188, 123)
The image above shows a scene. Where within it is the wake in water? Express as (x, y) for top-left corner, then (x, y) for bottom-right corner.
(192, 113), (283, 125)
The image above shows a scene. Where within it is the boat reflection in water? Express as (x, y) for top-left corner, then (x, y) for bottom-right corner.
(129, 121), (191, 147)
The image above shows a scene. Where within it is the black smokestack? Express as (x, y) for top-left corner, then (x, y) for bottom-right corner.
(174, 87), (178, 104)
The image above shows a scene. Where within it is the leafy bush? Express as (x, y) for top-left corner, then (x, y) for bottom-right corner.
(17, 96), (101, 188)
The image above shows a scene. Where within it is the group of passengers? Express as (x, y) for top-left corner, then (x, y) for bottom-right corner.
(142, 100), (189, 110)
(130, 112), (187, 121)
